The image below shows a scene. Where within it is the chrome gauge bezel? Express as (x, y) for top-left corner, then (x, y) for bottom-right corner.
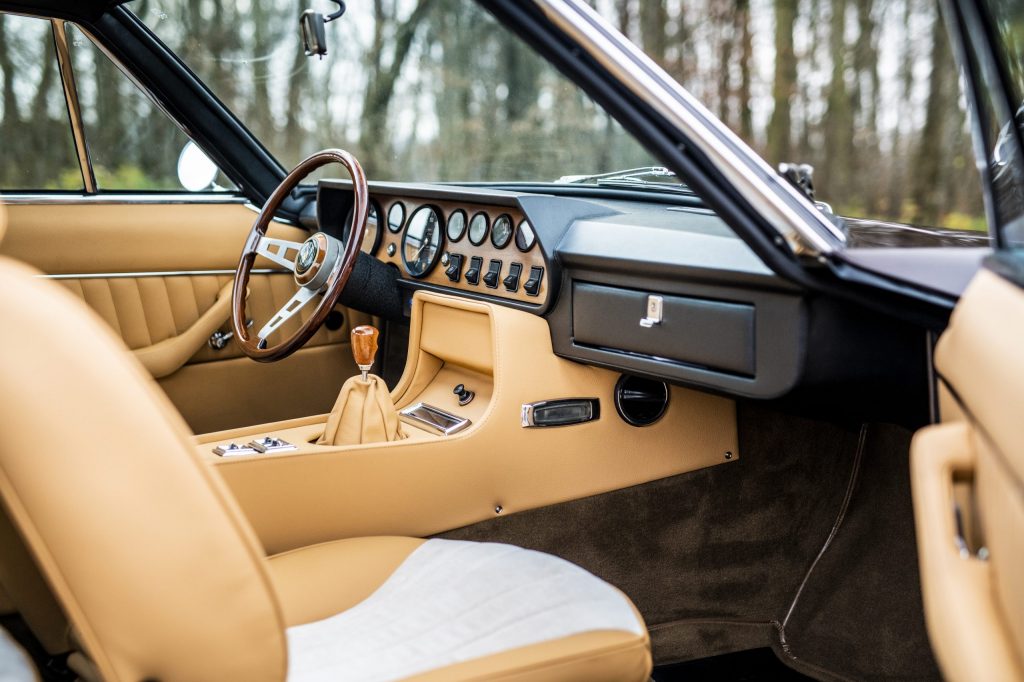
(387, 202), (406, 233)
(491, 213), (514, 249)
(401, 205), (445, 278)
(345, 199), (382, 255)
(515, 219), (537, 252)
(447, 209), (467, 242)
(468, 211), (489, 246)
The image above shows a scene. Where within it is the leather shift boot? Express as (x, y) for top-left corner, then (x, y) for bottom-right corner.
(318, 374), (406, 446)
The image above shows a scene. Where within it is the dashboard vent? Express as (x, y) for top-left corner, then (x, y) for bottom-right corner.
(613, 375), (669, 427)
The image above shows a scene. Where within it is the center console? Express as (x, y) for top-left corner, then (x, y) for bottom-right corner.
(196, 290), (739, 555)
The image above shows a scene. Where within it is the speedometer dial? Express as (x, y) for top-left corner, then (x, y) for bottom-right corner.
(401, 206), (444, 278)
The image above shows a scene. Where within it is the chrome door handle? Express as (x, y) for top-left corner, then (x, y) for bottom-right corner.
(209, 319), (252, 350)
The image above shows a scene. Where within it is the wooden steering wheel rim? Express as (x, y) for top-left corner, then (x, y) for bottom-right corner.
(231, 149), (369, 362)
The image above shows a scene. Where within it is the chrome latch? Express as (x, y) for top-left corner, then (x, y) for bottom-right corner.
(639, 295), (663, 328)
(209, 319), (253, 350)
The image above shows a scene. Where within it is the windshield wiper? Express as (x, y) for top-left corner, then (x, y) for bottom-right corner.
(555, 166), (693, 194)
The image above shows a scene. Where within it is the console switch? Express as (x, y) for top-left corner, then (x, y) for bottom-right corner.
(445, 253), (464, 282)
(523, 266), (544, 297)
(503, 263), (523, 292)
(464, 256), (484, 285)
(483, 259), (502, 288)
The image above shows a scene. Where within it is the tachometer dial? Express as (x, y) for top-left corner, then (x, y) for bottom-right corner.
(401, 206), (444, 278)
(447, 209), (467, 242)
(468, 211), (489, 246)
(515, 219), (537, 252)
(345, 200), (382, 255)
(491, 214), (513, 249)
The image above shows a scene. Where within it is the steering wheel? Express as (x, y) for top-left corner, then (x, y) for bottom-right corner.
(232, 149), (368, 362)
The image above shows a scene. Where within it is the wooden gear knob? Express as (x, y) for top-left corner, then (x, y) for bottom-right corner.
(351, 325), (379, 372)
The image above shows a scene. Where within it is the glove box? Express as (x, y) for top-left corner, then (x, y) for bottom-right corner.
(572, 282), (756, 376)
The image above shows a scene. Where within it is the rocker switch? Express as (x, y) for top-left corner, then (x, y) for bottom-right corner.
(503, 263), (523, 292)
(445, 253), (464, 283)
(464, 256), (483, 285)
(483, 259), (502, 289)
(523, 266), (544, 297)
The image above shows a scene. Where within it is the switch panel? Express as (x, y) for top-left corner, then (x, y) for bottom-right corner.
(483, 259), (502, 289)
(464, 256), (483, 285)
(503, 262), (523, 292)
(445, 253), (464, 283)
(523, 266), (544, 297)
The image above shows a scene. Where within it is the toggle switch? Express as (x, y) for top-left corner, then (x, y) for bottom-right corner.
(482, 259), (502, 289)
(445, 253), (464, 282)
(523, 266), (544, 297)
(503, 262), (523, 292)
(465, 256), (483, 285)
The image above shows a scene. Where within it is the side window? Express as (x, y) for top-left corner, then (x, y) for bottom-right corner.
(0, 14), (82, 190)
(67, 24), (235, 192)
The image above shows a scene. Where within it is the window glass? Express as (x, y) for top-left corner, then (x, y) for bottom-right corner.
(136, 0), (657, 184)
(595, 0), (987, 239)
(0, 14), (81, 190)
(980, 0), (1024, 248)
(67, 24), (235, 192)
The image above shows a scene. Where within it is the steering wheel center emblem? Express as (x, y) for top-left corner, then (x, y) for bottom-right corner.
(296, 239), (318, 273)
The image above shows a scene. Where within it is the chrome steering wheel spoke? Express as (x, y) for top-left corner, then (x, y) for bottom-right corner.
(256, 285), (319, 344)
(255, 236), (303, 272)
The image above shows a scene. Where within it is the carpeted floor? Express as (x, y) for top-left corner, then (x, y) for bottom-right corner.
(437, 401), (940, 681)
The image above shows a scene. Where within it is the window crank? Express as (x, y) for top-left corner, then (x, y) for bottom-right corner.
(209, 319), (253, 350)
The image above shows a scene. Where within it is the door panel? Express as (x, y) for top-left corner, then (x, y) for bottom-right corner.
(912, 269), (1024, 681)
(0, 201), (363, 433)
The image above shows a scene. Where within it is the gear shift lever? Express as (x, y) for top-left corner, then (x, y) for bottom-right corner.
(318, 324), (406, 446)
(351, 325), (379, 382)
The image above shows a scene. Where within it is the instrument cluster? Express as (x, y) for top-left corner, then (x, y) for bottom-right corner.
(344, 194), (546, 305)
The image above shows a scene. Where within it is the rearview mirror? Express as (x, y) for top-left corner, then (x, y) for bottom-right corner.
(300, 1), (346, 59)
(300, 10), (327, 57)
(177, 141), (218, 192)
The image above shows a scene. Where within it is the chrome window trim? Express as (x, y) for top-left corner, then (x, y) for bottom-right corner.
(533, 0), (845, 257)
(40, 269), (286, 280)
(0, 193), (249, 205)
(51, 19), (96, 193)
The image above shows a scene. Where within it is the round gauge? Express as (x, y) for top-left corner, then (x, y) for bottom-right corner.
(401, 206), (444, 278)
(387, 202), (405, 233)
(491, 214), (513, 249)
(345, 200), (382, 255)
(447, 209), (467, 242)
(515, 219), (537, 252)
(468, 212), (489, 246)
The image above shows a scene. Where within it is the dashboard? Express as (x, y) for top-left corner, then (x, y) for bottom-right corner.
(313, 180), (920, 409)
(317, 180), (549, 308)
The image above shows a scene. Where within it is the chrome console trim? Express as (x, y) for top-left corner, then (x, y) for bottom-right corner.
(399, 403), (471, 436)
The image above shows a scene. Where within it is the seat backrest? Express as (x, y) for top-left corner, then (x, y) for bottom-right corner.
(0, 256), (286, 681)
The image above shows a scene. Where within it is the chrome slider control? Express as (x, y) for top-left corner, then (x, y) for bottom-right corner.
(247, 437), (297, 454)
(212, 442), (260, 457)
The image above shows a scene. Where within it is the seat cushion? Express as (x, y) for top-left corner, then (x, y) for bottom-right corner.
(268, 538), (650, 682)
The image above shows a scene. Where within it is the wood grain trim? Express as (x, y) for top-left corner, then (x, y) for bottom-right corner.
(373, 194), (548, 306)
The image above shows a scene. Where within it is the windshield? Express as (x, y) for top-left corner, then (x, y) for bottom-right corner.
(137, 0), (657, 183)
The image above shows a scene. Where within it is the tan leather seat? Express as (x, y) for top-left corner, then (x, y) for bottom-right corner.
(0, 251), (651, 682)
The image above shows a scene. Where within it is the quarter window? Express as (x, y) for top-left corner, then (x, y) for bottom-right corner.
(67, 24), (235, 192)
(0, 14), (81, 191)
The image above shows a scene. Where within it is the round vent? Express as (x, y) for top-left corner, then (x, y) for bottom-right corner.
(614, 375), (669, 427)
